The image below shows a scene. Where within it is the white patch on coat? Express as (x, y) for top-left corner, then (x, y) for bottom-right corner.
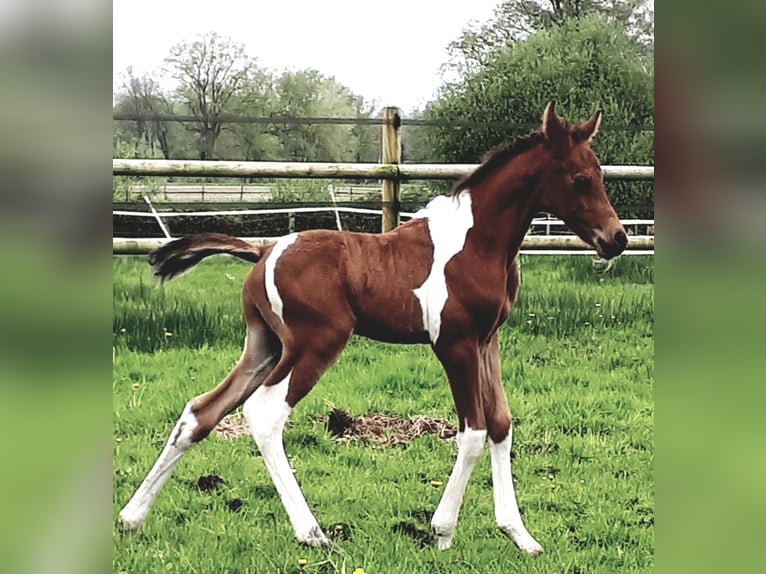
(243, 372), (329, 546)
(412, 193), (474, 343)
(488, 430), (543, 555)
(431, 423), (486, 549)
(118, 404), (199, 530)
(265, 233), (298, 322)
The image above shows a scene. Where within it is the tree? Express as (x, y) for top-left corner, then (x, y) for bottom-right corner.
(427, 15), (654, 217)
(112, 132), (164, 201)
(444, 0), (654, 81)
(216, 68), (283, 162)
(274, 70), (376, 162)
(113, 67), (174, 159)
(164, 32), (253, 160)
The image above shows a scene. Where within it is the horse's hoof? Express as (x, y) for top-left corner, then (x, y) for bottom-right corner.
(117, 512), (143, 534)
(499, 525), (543, 556)
(510, 533), (543, 556)
(299, 525), (330, 548)
(434, 534), (453, 550)
(517, 538), (543, 556)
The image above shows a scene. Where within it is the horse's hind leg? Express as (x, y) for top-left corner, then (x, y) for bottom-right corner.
(243, 322), (353, 547)
(118, 316), (279, 531)
(482, 333), (543, 555)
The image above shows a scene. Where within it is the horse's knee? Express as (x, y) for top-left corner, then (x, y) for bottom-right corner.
(168, 403), (202, 448)
(242, 398), (268, 445)
(487, 414), (511, 445)
(186, 396), (225, 443)
(243, 386), (290, 448)
(459, 427), (487, 462)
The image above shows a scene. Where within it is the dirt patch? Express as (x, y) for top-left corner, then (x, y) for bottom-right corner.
(215, 415), (251, 441)
(321, 408), (457, 447)
(214, 408), (458, 447)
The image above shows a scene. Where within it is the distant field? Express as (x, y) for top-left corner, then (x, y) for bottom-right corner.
(113, 255), (653, 573)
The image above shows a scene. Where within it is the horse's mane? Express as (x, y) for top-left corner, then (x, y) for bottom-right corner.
(452, 131), (547, 196)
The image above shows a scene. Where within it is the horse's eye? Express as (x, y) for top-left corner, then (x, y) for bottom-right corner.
(573, 175), (591, 194)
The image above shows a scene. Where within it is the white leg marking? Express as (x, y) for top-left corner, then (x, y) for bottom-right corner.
(264, 233), (298, 322)
(489, 429), (543, 555)
(431, 424), (486, 549)
(119, 403), (198, 530)
(243, 372), (328, 547)
(412, 193), (474, 344)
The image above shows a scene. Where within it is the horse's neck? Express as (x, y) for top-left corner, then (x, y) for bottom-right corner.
(465, 178), (539, 269)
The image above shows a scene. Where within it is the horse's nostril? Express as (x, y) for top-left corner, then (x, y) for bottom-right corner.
(614, 231), (628, 249)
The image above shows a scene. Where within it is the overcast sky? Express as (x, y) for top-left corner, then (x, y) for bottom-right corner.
(113, 0), (501, 113)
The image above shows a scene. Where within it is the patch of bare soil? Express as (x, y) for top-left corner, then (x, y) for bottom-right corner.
(321, 408), (457, 447)
(215, 408), (457, 447)
(214, 415), (251, 440)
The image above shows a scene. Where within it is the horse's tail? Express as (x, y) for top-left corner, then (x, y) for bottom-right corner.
(148, 233), (265, 283)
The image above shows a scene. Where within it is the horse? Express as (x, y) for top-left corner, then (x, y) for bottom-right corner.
(117, 102), (627, 555)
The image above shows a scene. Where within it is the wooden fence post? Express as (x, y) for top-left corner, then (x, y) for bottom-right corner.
(380, 107), (402, 233)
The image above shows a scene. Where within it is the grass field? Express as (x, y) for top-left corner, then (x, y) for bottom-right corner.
(113, 254), (653, 573)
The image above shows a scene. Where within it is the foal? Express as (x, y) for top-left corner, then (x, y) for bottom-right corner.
(118, 102), (627, 555)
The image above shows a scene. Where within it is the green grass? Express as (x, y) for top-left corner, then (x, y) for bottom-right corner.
(113, 255), (653, 573)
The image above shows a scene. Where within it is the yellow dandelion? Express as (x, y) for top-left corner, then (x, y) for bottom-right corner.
(353, 569), (366, 574)
(431, 480), (443, 488)
(298, 558), (307, 568)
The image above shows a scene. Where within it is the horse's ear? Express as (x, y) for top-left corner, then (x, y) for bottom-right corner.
(542, 101), (568, 152)
(575, 110), (602, 143)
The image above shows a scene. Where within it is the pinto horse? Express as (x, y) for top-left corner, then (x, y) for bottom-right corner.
(118, 102), (627, 554)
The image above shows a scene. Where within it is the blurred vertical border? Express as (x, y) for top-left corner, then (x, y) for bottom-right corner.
(0, 1), (112, 573)
(658, 1), (766, 572)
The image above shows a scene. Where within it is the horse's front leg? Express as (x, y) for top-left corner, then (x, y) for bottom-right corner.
(481, 333), (543, 556)
(431, 337), (487, 550)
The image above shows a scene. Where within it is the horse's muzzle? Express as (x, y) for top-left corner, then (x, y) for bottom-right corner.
(598, 230), (628, 259)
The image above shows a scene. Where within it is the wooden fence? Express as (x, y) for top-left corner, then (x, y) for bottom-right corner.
(113, 106), (654, 254)
(113, 159), (653, 182)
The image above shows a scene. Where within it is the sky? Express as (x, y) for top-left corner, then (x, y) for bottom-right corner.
(113, 0), (501, 113)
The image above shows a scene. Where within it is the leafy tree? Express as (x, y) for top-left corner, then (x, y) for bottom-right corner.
(427, 15), (654, 217)
(275, 70), (376, 162)
(112, 133), (165, 201)
(164, 32), (253, 160)
(444, 0), (654, 81)
(216, 68), (283, 162)
(401, 110), (432, 164)
(349, 97), (380, 163)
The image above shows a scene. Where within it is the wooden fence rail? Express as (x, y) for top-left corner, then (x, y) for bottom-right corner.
(113, 157), (654, 255)
(113, 159), (654, 181)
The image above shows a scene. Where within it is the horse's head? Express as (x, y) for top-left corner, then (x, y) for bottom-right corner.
(535, 102), (627, 259)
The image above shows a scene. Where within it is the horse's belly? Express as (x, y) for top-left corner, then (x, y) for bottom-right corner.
(352, 293), (430, 344)
(353, 320), (430, 344)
